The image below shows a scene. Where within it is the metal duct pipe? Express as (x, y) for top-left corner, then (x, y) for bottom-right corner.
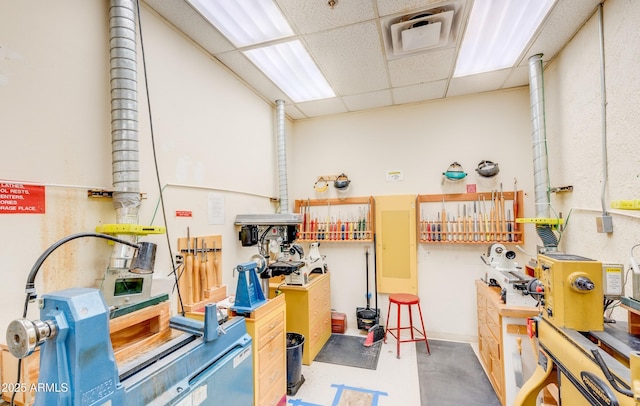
(109, 0), (140, 267)
(276, 100), (289, 214)
(528, 54), (557, 248)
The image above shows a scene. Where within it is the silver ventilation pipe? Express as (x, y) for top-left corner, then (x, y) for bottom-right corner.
(528, 54), (557, 249)
(276, 100), (289, 214)
(109, 0), (140, 267)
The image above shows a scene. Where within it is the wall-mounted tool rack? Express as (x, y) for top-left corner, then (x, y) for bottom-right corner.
(177, 234), (227, 314)
(417, 191), (524, 244)
(294, 197), (375, 242)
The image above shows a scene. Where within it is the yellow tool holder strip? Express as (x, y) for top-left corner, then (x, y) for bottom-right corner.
(516, 218), (564, 225)
(611, 200), (640, 210)
(96, 224), (166, 235)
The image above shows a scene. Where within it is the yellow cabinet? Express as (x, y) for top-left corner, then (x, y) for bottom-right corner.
(375, 195), (417, 294)
(269, 273), (331, 365)
(243, 294), (287, 406)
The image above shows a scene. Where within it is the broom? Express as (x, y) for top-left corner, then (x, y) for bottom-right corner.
(364, 234), (384, 347)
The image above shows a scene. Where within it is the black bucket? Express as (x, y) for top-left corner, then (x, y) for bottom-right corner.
(286, 332), (305, 395)
(356, 307), (379, 330)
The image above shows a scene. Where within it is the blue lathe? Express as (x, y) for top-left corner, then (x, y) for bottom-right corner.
(5, 232), (254, 405)
(6, 287), (253, 405)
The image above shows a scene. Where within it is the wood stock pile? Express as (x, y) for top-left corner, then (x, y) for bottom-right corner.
(177, 233), (226, 314)
(417, 190), (524, 244)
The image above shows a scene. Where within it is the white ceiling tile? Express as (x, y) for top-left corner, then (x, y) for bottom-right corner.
(304, 21), (389, 95)
(447, 70), (511, 98)
(388, 48), (455, 87)
(392, 80), (447, 104)
(276, 0), (376, 35)
(516, 0), (601, 68)
(295, 98), (349, 118)
(343, 90), (393, 111)
(285, 104), (307, 120)
(502, 66), (530, 89)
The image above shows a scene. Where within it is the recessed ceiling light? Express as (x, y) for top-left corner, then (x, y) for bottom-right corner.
(243, 41), (336, 103)
(454, 0), (557, 77)
(186, 0), (294, 47)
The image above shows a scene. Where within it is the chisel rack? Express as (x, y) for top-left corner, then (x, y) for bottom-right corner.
(294, 197), (375, 242)
(177, 234), (227, 314)
(417, 191), (524, 244)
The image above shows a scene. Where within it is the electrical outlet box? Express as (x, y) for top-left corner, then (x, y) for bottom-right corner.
(596, 215), (613, 233)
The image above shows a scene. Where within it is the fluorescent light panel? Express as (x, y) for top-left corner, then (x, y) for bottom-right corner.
(187, 0), (294, 47)
(244, 41), (335, 103)
(454, 0), (556, 77)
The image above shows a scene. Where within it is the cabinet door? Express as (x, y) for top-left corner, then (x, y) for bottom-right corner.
(375, 195), (417, 294)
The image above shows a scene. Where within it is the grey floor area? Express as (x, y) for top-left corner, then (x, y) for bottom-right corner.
(417, 339), (501, 406)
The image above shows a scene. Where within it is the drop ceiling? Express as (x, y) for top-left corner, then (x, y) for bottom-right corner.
(143, 0), (601, 120)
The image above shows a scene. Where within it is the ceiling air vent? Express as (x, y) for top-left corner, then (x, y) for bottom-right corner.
(381, 3), (463, 60)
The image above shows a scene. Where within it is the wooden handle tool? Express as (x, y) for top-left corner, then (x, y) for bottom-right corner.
(185, 231), (193, 304)
(192, 238), (200, 302)
(200, 240), (208, 295)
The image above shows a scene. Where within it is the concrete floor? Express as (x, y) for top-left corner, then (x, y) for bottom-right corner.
(286, 327), (438, 406)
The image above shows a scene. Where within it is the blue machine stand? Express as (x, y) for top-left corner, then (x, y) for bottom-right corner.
(231, 261), (267, 315)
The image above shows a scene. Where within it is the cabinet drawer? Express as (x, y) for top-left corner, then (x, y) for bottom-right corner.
(308, 310), (331, 350)
(257, 315), (284, 350)
(257, 357), (285, 406)
(257, 370), (286, 406)
(485, 332), (500, 361)
(258, 331), (284, 376)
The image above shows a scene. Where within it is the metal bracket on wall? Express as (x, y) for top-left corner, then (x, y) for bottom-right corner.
(550, 186), (573, 193)
(87, 189), (147, 199)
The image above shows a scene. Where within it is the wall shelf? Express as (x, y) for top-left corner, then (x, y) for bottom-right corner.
(417, 191), (524, 244)
(294, 197), (375, 242)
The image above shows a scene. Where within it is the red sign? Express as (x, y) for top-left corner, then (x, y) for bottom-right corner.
(0, 183), (46, 214)
(175, 210), (193, 218)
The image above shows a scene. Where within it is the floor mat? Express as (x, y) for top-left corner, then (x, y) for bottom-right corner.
(314, 334), (382, 370)
(416, 339), (500, 406)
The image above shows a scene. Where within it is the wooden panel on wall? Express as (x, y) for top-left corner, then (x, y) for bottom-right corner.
(375, 195), (417, 294)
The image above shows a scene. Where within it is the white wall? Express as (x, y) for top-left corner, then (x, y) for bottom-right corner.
(0, 1), (282, 336)
(543, 0), (640, 319)
(289, 90), (537, 341)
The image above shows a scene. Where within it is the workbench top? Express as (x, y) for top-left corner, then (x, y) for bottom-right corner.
(475, 280), (540, 319)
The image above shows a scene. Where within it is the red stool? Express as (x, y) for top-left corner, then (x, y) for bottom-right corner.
(384, 293), (430, 358)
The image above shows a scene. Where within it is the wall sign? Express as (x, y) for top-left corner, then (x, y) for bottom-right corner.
(0, 183), (45, 213)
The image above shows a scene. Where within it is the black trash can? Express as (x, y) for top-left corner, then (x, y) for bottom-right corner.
(286, 332), (305, 396)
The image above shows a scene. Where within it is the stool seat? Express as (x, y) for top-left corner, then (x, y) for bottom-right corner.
(389, 293), (420, 305)
(384, 292), (430, 358)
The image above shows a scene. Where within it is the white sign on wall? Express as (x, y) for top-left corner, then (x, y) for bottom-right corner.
(386, 170), (403, 182)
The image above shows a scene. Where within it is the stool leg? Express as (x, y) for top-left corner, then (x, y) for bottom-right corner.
(396, 302), (401, 358)
(408, 304), (415, 340)
(384, 300), (392, 343)
(417, 302), (430, 355)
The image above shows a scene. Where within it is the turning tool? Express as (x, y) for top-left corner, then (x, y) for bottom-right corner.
(185, 228), (193, 304)
(193, 238), (200, 302)
(200, 240), (208, 295)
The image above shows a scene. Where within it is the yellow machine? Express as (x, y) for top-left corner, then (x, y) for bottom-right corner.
(515, 253), (640, 406)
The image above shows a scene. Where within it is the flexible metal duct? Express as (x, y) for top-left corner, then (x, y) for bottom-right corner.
(528, 54), (557, 248)
(276, 100), (289, 214)
(109, 0), (140, 267)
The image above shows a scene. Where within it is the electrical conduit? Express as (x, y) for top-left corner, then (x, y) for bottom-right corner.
(276, 100), (289, 214)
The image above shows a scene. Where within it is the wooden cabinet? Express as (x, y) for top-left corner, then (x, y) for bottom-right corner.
(476, 280), (538, 406)
(294, 197), (374, 242)
(269, 273), (331, 365)
(243, 294), (287, 406)
(418, 191), (524, 244)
